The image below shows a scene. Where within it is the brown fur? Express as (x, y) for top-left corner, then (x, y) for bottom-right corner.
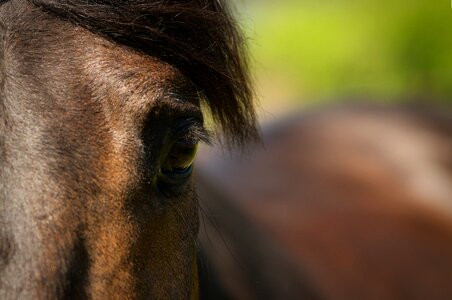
(0, 0), (256, 299)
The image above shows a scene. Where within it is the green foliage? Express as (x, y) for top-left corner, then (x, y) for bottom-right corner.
(243, 0), (452, 102)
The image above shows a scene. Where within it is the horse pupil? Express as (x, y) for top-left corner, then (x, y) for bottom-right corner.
(164, 142), (198, 172)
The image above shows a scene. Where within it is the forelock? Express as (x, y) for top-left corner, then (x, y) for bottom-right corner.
(26, 0), (258, 146)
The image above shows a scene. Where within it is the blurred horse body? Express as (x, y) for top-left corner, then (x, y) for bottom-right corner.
(197, 103), (452, 300)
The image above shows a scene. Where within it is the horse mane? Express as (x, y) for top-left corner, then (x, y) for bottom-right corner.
(27, 0), (258, 146)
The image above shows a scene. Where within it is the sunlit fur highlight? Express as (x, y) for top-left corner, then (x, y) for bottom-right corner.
(28, 0), (258, 146)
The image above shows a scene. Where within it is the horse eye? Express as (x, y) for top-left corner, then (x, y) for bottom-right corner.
(161, 139), (198, 176)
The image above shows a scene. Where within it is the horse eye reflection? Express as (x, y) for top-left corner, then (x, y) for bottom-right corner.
(162, 142), (198, 172)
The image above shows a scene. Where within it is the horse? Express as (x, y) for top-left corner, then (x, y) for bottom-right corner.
(0, 0), (257, 299)
(197, 103), (452, 300)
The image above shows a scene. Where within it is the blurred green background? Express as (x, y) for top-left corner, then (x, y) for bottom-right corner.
(234, 0), (452, 114)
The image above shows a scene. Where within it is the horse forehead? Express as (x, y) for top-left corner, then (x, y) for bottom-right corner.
(75, 29), (188, 91)
(2, 3), (195, 115)
(70, 28), (197, 119)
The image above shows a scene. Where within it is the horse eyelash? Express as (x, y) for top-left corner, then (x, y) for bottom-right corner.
(180, 124), (214, 146)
